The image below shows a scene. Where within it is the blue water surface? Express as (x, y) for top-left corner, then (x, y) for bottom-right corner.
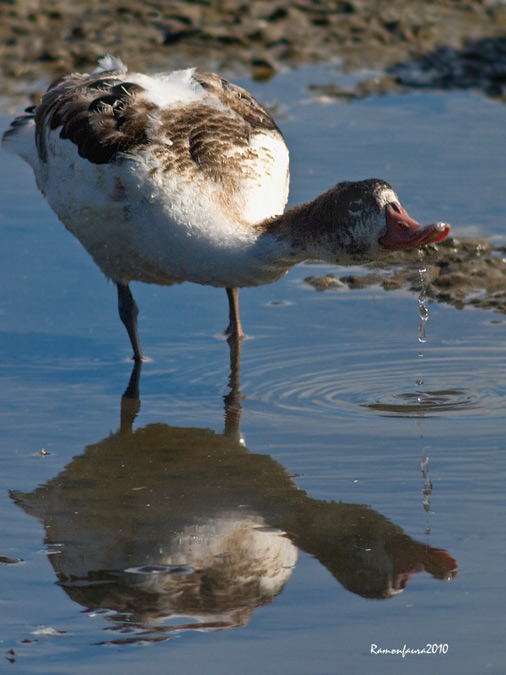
(1, 65), (506, 674)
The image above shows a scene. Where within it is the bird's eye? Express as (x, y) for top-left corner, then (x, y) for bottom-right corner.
(349, 200), (362, 214)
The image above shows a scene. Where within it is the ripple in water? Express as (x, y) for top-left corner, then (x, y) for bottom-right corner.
(365, 387), (477, 416)
(241, 255), (504, 420)
(124, 565), (195, 576)
(243, 344), (504, 420)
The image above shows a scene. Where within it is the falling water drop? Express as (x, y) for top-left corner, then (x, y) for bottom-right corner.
(421, 455), (432, 515)
(416, 254), (432, 537)
(418, 250), (429, 345)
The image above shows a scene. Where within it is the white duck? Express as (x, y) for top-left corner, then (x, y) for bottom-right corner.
(2, 56), (450, 361)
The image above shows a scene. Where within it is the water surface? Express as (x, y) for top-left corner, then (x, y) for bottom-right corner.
(1, 65), (506, 674)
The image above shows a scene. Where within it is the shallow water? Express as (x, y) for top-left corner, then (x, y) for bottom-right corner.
(1, 65), (506, 674)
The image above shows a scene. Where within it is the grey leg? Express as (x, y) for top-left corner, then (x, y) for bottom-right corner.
(225, 287), (244, 341)
(117, 281), (143, 361)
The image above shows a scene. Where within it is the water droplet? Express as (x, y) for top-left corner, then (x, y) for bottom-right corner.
(421, 456), (432, 518)
(417, 254), (429, 344)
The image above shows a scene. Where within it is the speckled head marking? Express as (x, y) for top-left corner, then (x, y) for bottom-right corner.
(327, 179), (399, 257)
(320, 178), (396, 228)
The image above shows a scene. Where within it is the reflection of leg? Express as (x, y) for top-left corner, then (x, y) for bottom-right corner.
(225, 287), (244, 341)
(120, 360), (142, 433)
(117, 281), (143, 361)
(224, 309), (245, 437)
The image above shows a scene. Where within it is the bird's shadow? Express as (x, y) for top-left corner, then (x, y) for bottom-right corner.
(11, 347), (457, 644)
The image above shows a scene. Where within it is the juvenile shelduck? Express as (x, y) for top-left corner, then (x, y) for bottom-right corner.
(2, 56), (450, 360)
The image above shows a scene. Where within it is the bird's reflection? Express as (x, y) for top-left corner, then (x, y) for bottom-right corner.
(11, 350), (457, 644)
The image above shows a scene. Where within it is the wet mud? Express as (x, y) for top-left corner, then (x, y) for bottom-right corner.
(305, 238), (506, 316)
(2, 1), (506, 99)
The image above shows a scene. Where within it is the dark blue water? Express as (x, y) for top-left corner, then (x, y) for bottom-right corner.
(1, 65), (506, 674)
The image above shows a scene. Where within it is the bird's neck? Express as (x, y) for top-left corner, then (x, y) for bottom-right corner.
(260, 188), (343, 264)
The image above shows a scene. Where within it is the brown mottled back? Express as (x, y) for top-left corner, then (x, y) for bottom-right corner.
(35, 72), (154, 164)
(33, 66), (282, 180)
(193, 71), (280, 134)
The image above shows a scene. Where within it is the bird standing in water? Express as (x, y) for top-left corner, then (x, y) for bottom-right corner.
(2, 56), (450, 361)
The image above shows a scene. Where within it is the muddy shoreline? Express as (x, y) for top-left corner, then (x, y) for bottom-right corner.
(2, 1), (506, 98)
(305, 239), (506, 318)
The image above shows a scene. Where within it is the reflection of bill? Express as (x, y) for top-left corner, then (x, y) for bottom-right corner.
(11, 365), (457, 642)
